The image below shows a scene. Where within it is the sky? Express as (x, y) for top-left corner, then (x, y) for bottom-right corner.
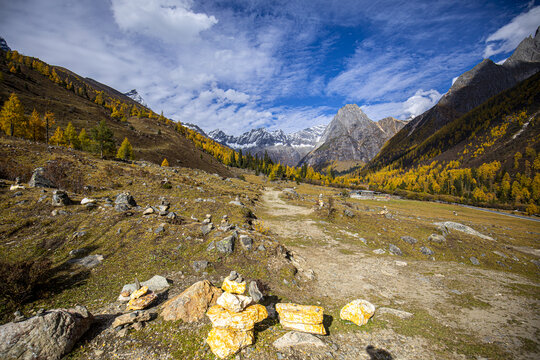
(0, 0), (538, 135)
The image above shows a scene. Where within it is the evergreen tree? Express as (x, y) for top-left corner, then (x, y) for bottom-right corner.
(28, 109), (45, 142)
(0, 93), (25, 137)
(116, 137), (133, 160)
(90, 120), (115, 158)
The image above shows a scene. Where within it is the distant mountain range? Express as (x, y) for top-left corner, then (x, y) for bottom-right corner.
(208, 125), (326, 166)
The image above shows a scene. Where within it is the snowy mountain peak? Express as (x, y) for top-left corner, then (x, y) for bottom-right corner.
(124, 89), (147, 107)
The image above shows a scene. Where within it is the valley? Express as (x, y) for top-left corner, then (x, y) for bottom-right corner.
(0, 138), (538, 359)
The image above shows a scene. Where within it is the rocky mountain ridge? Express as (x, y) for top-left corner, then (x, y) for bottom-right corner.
(300, 104), (406, 171)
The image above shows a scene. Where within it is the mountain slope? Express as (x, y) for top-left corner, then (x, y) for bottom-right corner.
(300, 104), (406, 171)
(209, 125), (326, 166)
(367, 28), (540, 172)
(0, 48), (233, 177)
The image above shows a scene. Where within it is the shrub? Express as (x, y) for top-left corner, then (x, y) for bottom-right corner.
(0, 258), (52, 305)
(43, 158), (84, 193)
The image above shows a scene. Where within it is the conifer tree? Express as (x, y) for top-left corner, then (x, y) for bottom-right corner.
(90, 120), (115, 158)
(116, 137), (133, 160)
(28, 109), (45, 142)
(0, 93), (25, 137)
(161, 158), (169, 167)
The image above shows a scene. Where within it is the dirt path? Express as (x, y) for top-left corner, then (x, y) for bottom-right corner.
(259, 188), (540, 360)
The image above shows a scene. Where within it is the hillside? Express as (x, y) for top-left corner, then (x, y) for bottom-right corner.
(367, 28), (540, 173)
(0, 49), (233, 177)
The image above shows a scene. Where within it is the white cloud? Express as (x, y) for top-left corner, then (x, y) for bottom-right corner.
(483, 6), (540, 58)
(361, 89), (442, 120)
(110, 0), (217, 43)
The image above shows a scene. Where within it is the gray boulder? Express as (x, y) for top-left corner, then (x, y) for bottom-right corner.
(344, 209), (355, 218)
(28, 167), (54, 188)
(434, 221), (494, 241)
(217, 236), (235, 254)
(400, 235), (417, 245)
(420, 246), (434, 256)
(248, 281), (263, 302)
(389, 244), (402, 256)
(120, 275), (170, 295)
(52, 190), (71, 206)
(115, 192), (137, 207)
(239, 235), (253, 250)
(470, 257), (480, 265)
(0, 306), (93, 360)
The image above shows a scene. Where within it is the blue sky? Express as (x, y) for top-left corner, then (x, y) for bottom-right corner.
(0, 0), (538, 135)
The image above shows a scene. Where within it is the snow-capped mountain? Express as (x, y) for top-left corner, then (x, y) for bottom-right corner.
(209, 125), (327, 166)
(183, 122), (208, 137)
(123, 89), (147, 107)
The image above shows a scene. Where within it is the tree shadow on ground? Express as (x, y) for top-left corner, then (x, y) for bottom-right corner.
(366, 345), (394, 360)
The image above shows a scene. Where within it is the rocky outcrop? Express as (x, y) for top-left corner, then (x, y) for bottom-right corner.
(0, 306), (93, 360)
(161, 280), (222, 322)
(300, 105), (406, 170)
(28, 167), (55, 188)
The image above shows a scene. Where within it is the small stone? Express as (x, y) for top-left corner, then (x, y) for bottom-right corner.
(202, 218), (211, 225)
(343, 209), (355, 218)
(340, 299), (375, 326)
(389, 244), (402, 256)
(206, 241), (216, 251)
(157, 204), (169, 212)
(377, 307), (413, 319)
(373, 249), (385, 255)
(155, 224), (166, 234)
(115, 192), (137, 207)
(69, 248), (89, 257)
(201, 224), (213, 236)
(116, 328), (129, 337)
(248, 281), (263, 303)
(193, 260), (209, 272)
(395, 260), (407, 267)
(359, 237), (367, 244)
(159, 210), (169, 216)
(143, 207), (155, 215)
(257, 244), (266, 252)
(80, 198), (96, 205)
(52, 190), (71, 206)
(428, 234), (446, 243)
(229, 271), (238, 281)
(239, 235), (253, 250)
(420, 246), (434, 255)
(132, 322), (143, 331)
(400, 235), (417, 244)
(67, 254), (104, 268)
(470, 257), (480, 265)
(167, 212), (177, 220)
(217, 236), (234, 254)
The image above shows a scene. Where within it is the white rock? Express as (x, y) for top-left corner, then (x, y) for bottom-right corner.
(216, 292), (253, 313)
(143, 207), (155, 215)
(80, 198), (96, 205)
(377, 307), (413, 319)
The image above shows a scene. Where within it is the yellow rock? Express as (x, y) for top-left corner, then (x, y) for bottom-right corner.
(216, 292), (253, 313)
(222, 277), (246, 294)
(126, 292), (157, 311)
(130, 286), (148, 300)
(206, 327), (254, 359)
(340, 299), (376, 326)
(207, 304), (268, 331)
(275, 303), (324, 325)
(280, 320), (326, 335)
